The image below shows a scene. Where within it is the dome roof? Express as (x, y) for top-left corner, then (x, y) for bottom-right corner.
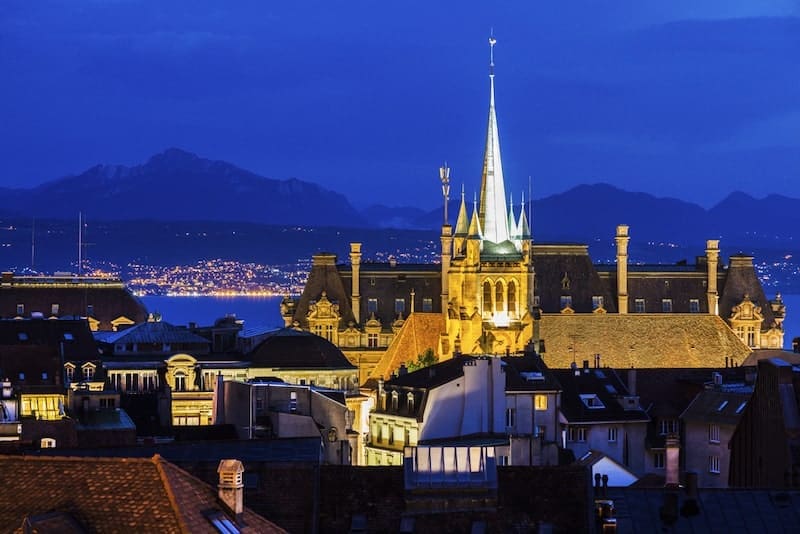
(249, 328), (355, 370)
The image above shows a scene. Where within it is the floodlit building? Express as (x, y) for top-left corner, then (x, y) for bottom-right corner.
(282, 38), (784, 381)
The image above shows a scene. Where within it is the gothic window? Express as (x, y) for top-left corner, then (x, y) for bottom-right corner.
(495, 282), (504, 312)
(483, 281), (493, 313)
(508, 281), (517, 316)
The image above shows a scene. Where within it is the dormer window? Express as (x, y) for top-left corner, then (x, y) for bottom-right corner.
(82, 365), (95, 381)
(16, 304), (24, 316)
(65, 365), (74, 382)
(17, 332), (28, 341)
(407, 392), (415, 413)
(391, 391), (399, 411)
(580, 394), (605, 409)
(51, 304), (59, 316)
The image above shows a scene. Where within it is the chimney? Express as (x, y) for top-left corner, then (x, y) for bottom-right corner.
(627, 368), (636, 396)
(665, 435), (680, 487)
(398, 364), (408, 376)
(706, 240), (719, 315)
(615, 225), (629, 314)
(712, 372), (723, 387)
(217, 459), (244, 519)
(583, 360), (590, 374)
(350, 243), (362, 324)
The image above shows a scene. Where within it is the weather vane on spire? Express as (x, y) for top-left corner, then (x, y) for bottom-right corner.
(489, 32), (497, 76)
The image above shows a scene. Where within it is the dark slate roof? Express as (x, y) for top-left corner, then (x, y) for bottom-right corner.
(719, 255), (778, 331)
(0, 274), (147, 330)
(94, 320), (212, 345)
(0, 454), (284, 533)
(532, 245), (617, 313)
(0, 345), (64, 393)
(680, 389), (751, 425)
(553, 367), (649, 424)
(502, 352), (561, 392)
(291, 254), (356, 328)
(608, 487), (800, 533)
(0, 318), (98, 361)
(339, 262), (442, 273)
(249, 328), (356, 370)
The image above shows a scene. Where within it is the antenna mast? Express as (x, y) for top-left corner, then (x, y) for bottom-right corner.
(31, 218), (35, 270)
(77, 212), (82, 276)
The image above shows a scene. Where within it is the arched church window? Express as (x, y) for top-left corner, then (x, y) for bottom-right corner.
(483, 281), (492, 313)
(508, 281), (517, 317)
(495, 282), (504, 312)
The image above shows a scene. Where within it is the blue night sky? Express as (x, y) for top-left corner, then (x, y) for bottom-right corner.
(1, 1), (798, 210)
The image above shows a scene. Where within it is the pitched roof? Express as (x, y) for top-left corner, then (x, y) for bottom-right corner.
(552, 367), (649, 424)
(370, 312), (445, 380)
(94, 320), (212, 345)
(249, 328), (355, 370)
(719, 254), (778, 330)
(0, 318), (98, 361)
(291, 255), (355, 328)
(538, 314), (751, 369)
(680, 389), (750, 425)
(0, 454), (284, 533)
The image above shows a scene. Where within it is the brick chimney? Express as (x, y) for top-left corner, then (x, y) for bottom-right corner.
(217, 459), (244, 519)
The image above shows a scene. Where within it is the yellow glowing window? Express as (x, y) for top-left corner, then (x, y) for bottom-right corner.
(534, 395), (548, 411)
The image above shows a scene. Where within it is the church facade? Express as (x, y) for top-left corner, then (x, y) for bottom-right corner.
(281, 39), (785, 380)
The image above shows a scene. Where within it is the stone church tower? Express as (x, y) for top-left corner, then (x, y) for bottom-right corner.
(440, 37), (534, 358)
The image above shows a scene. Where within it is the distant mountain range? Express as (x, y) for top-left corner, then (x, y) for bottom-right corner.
(3, 148), (800, 250)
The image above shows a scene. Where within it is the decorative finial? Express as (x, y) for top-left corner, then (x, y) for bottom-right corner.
(489, 32), (497, 76)
(440, 163), (451, 224)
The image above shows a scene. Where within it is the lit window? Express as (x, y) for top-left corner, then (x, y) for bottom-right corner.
(662, 299), (673, 313)
(654, 451), (665, 469)
(394, 298), (405, 315)
(83, 366), (94, 381)
(708, 423), (720, 443)
(534, 395), (548, 411)
(51, 303), (59, 316)
(174, 371), (186, 391)
(608, 427), (618, 442)
(708, 455), (720, 474)
(367, 298), (378, 314)
(689, 299), (700, 313)
(422, 298), (433, 312)
(505, 408), (515, 428)
(367, 333), (378, 348)
(290, 391), (297, 412)
(634, 298), (645, 313)
(40, 438), (56, 449)
(592, 296), (604, 310)
(391, 391), (398, 411)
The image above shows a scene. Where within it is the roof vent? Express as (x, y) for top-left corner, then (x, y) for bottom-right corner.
(217, 459), (244, 519)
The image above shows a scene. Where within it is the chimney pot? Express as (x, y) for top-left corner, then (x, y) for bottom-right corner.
(217, 459), (245, 518)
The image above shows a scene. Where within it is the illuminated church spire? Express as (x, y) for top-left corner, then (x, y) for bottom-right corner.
(478, 34), (510, 244)
(454, 184), (469, 236)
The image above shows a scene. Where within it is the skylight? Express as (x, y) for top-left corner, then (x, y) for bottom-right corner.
(717, 400), (729, 412)
(580, 394), (605, 409)
(736, 401), (747, 414)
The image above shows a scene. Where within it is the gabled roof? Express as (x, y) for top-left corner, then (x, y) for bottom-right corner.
(249, 328), (355, 370)
(539, 314), (751, 369)
(0, 454), (284, 533)
(370, 312), (445, 380)
(502, 352), (560, 392)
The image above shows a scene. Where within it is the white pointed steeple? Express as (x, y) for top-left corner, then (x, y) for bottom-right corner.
(478, 34), (510, 244)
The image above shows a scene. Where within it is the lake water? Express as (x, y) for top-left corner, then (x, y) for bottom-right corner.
(140, 295), (285, 329)
(141, 294), (800, 350)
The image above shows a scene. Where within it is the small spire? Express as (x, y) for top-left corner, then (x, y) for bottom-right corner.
(508, 193), (518, 239)
(454, 184), (469, 236)
(518, 190), (531, 239)
(468, 198), (482, 238)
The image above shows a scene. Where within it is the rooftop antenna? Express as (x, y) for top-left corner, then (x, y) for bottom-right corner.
(78, 212), (82, 276)
(528, 175), (533, 238)
(439, 162), (451, 225)
(30, 218), (35, 270)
